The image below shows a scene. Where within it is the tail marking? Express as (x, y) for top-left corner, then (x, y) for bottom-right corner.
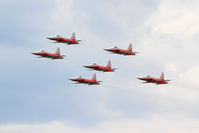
(160, 72), (164, 80)
(106, 60), (111, 68)
(71, 32), (76, 40)
(92, 73), (97, 81)
(127, 43), (132, 52)
(55, 47), (60, 55)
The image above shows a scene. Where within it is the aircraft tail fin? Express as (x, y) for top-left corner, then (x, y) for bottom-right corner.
(92, 73), (97, 81)
(127, 43), (132, 52)
(55, 47), (60, 55)
(71, 32), (76, 40)
(106, 60), (111, 68)
(160, 72), (164, 80)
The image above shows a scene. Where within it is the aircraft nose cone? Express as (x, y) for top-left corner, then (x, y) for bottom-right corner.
(83, 65), (89, 68)
(69, 78), (75, 81)
(47, 37), (54, 40)
(104, 49), (110, 51)
(32, 52), (38, 55)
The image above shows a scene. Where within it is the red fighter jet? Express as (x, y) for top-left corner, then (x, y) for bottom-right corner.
(69, 73), (102, 85)
(83, 60), (116, 72)
(47, 32), (81, 45)
(32, 47), (65, 59)
(137, 72), (171, 85)
(104, 43), (138, 55)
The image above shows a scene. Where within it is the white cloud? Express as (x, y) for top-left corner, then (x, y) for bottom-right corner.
(139, 0), (199, 65)
(49, 0), (75, 30)
(48, 0), (90, 34)
(1, 116), (199, 133)
(177, 66), (199, 90)
(145, 0), (199, 45)
(165, 62), (179, 73)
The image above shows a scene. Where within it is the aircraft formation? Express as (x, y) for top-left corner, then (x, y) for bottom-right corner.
(32, 32), (170, 85)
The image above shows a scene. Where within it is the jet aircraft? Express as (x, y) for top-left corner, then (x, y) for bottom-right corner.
(137, 72), (170, 84)
(83, 60), (116, 72)
(32, 47), (65, 59)
(104, 43), (138, 55)
(47, 32), (81, 44)
(69, 73), (101, 85)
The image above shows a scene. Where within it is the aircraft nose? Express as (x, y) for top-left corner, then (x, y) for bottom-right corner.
(104, 49), (110, 51)
(46, 37), (54, 40)
(32, 52), (38, 55)
(83, 65), (89, 68)
(69, 78), (75, 81)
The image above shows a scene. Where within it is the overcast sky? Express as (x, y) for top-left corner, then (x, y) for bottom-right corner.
(1, 0), (199, 132)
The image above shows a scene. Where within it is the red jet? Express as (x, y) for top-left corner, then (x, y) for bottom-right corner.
(104, 43), (138, 55)
(83, 60), (116, 72)
(47, 32), (81, 45)
(32, 47), (65, 59)
(137, 72), (171, 85)
(69, 73), (101, 85)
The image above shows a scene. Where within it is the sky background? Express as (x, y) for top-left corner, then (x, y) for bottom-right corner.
(1, 0), (199, 132)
